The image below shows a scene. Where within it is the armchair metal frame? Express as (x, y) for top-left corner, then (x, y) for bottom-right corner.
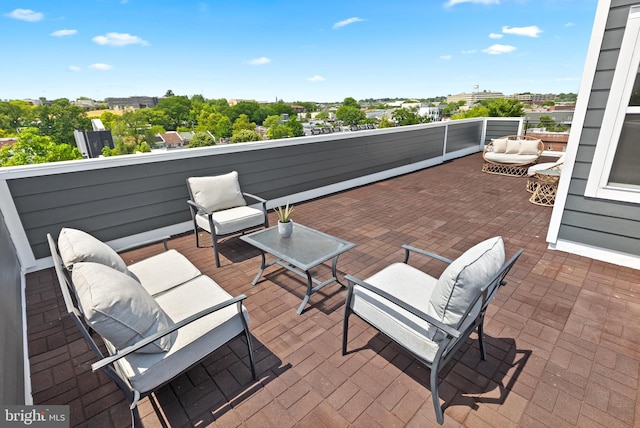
(186, 182), (269, 268)
(343, 244), (523, 424)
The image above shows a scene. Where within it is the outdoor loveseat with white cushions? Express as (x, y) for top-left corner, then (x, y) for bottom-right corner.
(342, 237), (523, 424)
(482, 135), (544, 176)
(47, 228), (256, 427)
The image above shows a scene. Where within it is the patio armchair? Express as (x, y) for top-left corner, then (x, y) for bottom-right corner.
(526, 155), (564, 193)
(47, 228), (256, 427)
(342, 237), (523, 424)
(482, 135), (544, 176)
(186, 171), (269, 267)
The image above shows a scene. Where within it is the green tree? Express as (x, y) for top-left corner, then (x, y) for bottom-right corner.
(0, 100), (34, 133)
(229, 101), (266, 124)
(196, 111), (225, 133)
(480, 98), (524, 117)
(214, 116), (233, 139)
(231, 129), (262, 143)
(188, 132), (216, 148)
(378, 116), (395, 128)
(392, 107), (425, 126)
(284, 117), (304, 137)
(233, 114), (257, 133)
(34, 99), (91, 145)
(99, 111), (121, 130)
(336, 105), (366, 126)
(0, 128), (82, 166)
(264, 115), (287, 140)
(314, 111), (330, 120)
(154, 96), (193, 130)
(102, 138), (151, 156)
(342, 97), (360, 108)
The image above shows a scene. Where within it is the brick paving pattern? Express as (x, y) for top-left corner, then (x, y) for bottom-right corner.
(26, 153), (640, 427)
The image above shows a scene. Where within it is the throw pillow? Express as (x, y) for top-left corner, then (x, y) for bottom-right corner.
(425, 237), (505, 341)
(72, 262), (175, 353)
(518, 139), (541, 155)
(505, 139), (520, 154)
(188, 172), (247, 212)
(492, 138), (508, 153)
(58, 227), (131, 276)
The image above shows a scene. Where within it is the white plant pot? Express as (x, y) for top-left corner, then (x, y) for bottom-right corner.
(278, 220), (293, 238)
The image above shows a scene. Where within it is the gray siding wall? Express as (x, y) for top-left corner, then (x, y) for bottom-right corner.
(558, 0), (640, 256)
(0, 210), (25, 404)
(4, 119), (513, 261)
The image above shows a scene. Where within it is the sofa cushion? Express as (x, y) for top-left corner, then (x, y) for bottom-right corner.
(426, 237), (505, 340)
(128, 249), (202, 297)
(58, 227), (131, 276)
(492, 138), (508, 153)
(188, 172), (247, 213)
(505, 139), (520, 154)
(195, 205), (266, 235)
(518, 139), (541, 155)
(484, 152), (539, 164)
(72, 262), (174, 353)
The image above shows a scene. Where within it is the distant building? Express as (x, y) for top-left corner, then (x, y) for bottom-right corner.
(446, 90), (505, 106)
(511, 93), (556, 104)
(105, 96), (158, 110)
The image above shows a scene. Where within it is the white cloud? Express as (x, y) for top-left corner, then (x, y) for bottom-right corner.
(461, 49), (477, 54)
(89, 63), (113, 71)
(489, 33), (503, 39)
(51, 29), (77, 37)
(440, 55), (452, 60)
(565, 22), (575, 27)
(483, 44), (516, 55)
(502, 25), (542, 38)
(333, 17), (364, 29)
(68, 66), (82, 72)
(92, 32), (149, 47)
(307, 75), (325, 82)
(444, 0), (499, 7)
(5, 8), (44, 22)
(247, 57), (271, 66)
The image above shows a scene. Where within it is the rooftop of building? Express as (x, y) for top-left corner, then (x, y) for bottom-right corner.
(26, 153), (640, 427)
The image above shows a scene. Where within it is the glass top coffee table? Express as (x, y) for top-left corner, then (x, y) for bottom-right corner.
(240, 223), (356, 314)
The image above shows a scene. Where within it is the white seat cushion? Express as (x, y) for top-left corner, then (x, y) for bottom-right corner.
(72, 262), (174, 353)
(350, 263), (441, 362)
(188, 172), (247, 212)
(128, 249), (202, 297)
(196, 205), (265, 235)
(110, 275), (249, 393)
(58, 227), (132, 277)
(426, 237), (505, 342)
(527, 155), (564, 176)
(484, 152), (538, 164)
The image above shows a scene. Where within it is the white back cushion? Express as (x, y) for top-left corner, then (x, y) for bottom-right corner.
(426, 237), (505, 334)
(188, 172), (247, 212)
(492, 138), (508, 153)
(72, 262), (174, 353)
(58, 227), (131, 276)
(518, 139), (541, 155)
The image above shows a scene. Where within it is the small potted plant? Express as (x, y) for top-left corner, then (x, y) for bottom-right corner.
(275, 202), (294, 238)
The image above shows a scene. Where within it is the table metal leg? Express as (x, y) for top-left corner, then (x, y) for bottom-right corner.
(251, 251), (267, 285)
(297, 271), (314, 315)
(331, 255), (345, 287)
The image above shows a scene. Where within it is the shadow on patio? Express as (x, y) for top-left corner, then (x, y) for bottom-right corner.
(26, 153), (640, 427)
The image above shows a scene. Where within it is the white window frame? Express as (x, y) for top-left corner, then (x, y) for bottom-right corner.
(585, 5), (640, 203)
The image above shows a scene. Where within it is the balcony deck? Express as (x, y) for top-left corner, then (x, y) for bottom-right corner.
(26, 153), (640, 427)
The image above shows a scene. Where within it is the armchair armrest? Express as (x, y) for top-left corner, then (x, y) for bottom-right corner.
(345, 275), (460, 339)
(91, 294), (247, 372)
(187, 199), (214, 216)
(242, 192), (267, 205)
(401, 244), (454, 265)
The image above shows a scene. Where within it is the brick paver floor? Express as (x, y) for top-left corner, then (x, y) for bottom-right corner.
(26, 153), (640, 427)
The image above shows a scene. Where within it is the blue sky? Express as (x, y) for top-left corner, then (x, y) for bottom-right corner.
(2, 0), (598, 103)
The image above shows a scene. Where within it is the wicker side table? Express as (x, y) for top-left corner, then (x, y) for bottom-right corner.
(529, 170), (561, 206)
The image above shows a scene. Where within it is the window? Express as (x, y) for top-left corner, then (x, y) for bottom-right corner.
(585, 5), (640, 203)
